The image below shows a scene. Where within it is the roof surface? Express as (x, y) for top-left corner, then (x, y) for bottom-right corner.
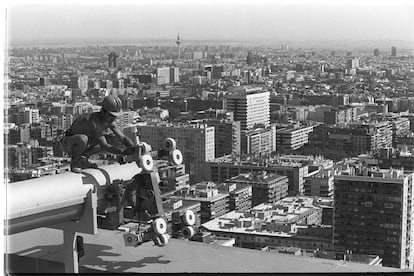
(5, 227), (405, 273)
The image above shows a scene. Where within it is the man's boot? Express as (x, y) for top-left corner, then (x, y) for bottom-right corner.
(71, 156), (97, 173)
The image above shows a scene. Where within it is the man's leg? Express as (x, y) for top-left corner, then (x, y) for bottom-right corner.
(64, 134), (96, 171)
(82, 144), (104, 158)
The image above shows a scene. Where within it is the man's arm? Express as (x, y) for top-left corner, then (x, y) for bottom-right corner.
(95, 135), (125, 154)
(110, 124), (135, 148)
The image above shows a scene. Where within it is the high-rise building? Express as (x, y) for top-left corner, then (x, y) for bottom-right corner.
(136, 122), (215, 182)
(246, 51), (254, 65)
(206, 119), (241, 157)
(64, 114), (73, 130)
(169, 67), (180, 84)
(39, 77), (50, 86)
(7, 143), (33, 169)
(156, 67), (170, 85)
(346, 57), (360, 69)
(374, 48), (380, 57)
(19, 124), (31, 144)
(204, 65), (212, 80)
(334, 168), (413, 269)
(391, 46), (397, 57)
(78, 75), (88, 95)
(212, 65), (224, 79)
(226, 90), (270, 132)
(21, 107), (32, 125)
(105, 80), (113, 90)
(31, 109), (40, 124)
(108, 52), (117, 67)
(69, 76), (79, 89)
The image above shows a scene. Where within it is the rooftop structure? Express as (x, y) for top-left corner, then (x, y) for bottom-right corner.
(216, 182), (252, 212)
(165, 181), (230, 223)
(202, 197), (332, 252)
(228, 171), (288, 206)
(206, 154), (308, 196)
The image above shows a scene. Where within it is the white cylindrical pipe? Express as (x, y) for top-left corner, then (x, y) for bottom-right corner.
(7, 173), (93, 220)
(83, 162), (141, 186)
(6, 161), (141, 233)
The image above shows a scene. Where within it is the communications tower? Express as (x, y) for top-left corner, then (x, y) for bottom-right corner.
(176, 31), (181, 60)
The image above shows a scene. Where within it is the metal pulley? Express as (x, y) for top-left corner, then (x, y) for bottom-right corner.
(169, 149), (183, 165)
(140, 142), (152, 155)
(152, 217), (167, 235)
(139, 154), (154, 171)
(182, 226), (195, 239)
(182, 210), (196, 226)
(164, 138), (177, 151)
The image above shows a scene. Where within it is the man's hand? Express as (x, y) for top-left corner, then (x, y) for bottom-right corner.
(123, 147), (136, 155)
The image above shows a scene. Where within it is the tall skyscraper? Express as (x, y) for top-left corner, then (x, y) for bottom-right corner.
(108, 52), (118, 68)
(391, 46), (397, 57)
(334, 168), (413, 269)
(374, 48), (380, 57)
(226, 90), (270, 131)
(176, 32), (181, 60)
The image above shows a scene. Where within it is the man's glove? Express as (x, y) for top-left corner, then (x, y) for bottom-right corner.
(123, 147), (136, 155)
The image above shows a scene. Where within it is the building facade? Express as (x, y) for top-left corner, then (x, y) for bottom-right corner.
(334, 169), (414, 269)
(207, 119), (241, 157)
(226, 90), (270, 131)
(136, 122), (215, 182)
(276, 125), (314, 151)
(242, 124), (276, 155)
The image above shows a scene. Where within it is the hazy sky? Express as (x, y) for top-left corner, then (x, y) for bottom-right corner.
(6, 0), (414, 44)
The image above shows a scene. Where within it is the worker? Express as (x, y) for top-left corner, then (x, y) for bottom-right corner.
(62, 95), (135, 172)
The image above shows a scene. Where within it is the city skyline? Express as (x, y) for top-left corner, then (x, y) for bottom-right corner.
(4, 0), (414, 273)
(6, 0), (414, 48)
